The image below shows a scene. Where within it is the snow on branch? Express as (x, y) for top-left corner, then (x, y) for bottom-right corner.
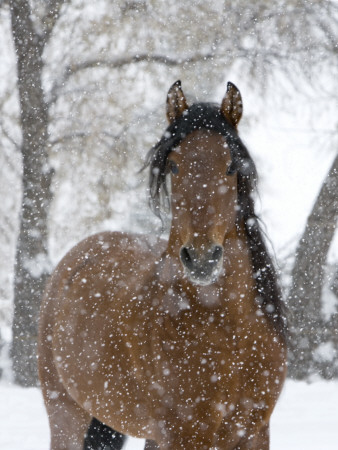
(48, 52), (215, 106)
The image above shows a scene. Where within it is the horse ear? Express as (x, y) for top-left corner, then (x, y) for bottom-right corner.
(166, 80), (189, 124)
(221, 82), (243, 128)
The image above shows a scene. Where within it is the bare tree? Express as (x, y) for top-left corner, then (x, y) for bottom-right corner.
(288, 153), (338, 379)
(9, 0), (67, 386)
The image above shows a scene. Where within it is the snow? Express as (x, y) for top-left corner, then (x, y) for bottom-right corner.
(1, 380), (338, 449)
(1, 4), (338, 450)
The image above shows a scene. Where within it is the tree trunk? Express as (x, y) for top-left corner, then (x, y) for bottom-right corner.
(10, 0), (53, 386)
(288, 152), (338, 379)
(330, 266), (338, 299)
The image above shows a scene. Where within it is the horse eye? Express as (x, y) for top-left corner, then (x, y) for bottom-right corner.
(226, 162), (236, 176)
(170, 161), (179, 175)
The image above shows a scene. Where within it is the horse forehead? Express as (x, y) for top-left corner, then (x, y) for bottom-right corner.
(179, 130), (230, 167)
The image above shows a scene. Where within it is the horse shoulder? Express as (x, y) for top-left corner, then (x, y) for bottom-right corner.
(42, 231), (166, 318)
(54, 230), (163, 280)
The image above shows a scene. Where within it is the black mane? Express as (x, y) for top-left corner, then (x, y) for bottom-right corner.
(146, 103), (256, 216)
(145, 102), (287, 338)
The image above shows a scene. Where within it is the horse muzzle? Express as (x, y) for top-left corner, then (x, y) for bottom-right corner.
(180, 244), (224, 286)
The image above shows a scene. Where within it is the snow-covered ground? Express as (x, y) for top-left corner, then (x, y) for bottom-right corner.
(1, 379), (337, 450)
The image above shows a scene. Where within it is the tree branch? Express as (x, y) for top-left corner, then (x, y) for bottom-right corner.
(0, 119), (20, 151)
(48, 52), (216, 105)
(49, 127), (129, 151)
(48, 38), (332, 107)
(41, 0), (68, 47)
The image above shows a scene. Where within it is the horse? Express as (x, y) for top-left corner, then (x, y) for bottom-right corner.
(38, 80), (287, 450)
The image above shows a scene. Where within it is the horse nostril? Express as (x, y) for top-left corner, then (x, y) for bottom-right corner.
(211, 245), (223, 264)
(180, 244), (224, 284)
(180, 247), (194, 269)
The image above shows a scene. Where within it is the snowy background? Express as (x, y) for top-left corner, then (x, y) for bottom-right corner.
(1, 380), (338, 450)
(1, 0), (338, 448)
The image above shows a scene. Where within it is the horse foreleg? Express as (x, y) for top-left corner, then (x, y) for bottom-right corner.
(47, 388), (91, 450)
(234, 423), (270, 450)
(242, 423), (269, 450)
(144, 439), (160, 450)
(84, 418), (126, 450)
(216, 412), (270, 450)
(39, 364), (91, 450)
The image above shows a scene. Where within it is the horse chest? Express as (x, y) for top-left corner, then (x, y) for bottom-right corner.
(149, 317), (241, 396)
(145, 304), (282, 397)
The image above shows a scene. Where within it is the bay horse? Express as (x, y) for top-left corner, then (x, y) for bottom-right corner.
(38, 81), (287, 450)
